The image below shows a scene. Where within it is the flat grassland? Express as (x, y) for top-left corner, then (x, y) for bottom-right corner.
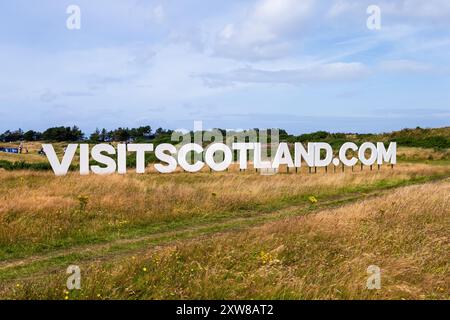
(0, 147), (449, 299)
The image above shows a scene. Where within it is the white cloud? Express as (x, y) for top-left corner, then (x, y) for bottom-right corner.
(384, 0), (450, 19)
(197, 62), (368, 87)
(251, 0), (314, 31)
(213, 0), (315, 60)
(326, 0), (360, 18)
(153, 5), (165, 23)
(379, 60), (434, 73)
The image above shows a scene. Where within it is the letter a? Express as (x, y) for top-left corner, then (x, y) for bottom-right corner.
(367, 5), (381, 30)
(66, 5), (81, 30)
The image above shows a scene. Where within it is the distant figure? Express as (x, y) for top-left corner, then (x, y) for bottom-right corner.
(18, 142), (24, 154)
(39, 147), (45, 156)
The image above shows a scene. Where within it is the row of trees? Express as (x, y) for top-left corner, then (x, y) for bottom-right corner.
(0, 126), (174, 143)
(0, 126), (84, 142)
(89, 126), (154, 142)
(1, 125), (448, 149)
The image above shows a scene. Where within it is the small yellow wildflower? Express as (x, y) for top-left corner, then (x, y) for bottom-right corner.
(308, 196), (318, 204)
(259, 251), (273, 265)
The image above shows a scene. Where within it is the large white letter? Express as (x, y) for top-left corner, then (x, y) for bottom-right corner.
(79, 144), (90, 175)
(314, 143), (333, 167)
(154, 144), (177, 173)
(127, 144), (153, 174)
(294, 143), (315, 167)
(90, 144), (116, 175)
(377, 142), (396, 165)
(339, 142), (358, 167)
(359, 142), (378, 166)
(232, 143), (254, 170)
(43, 144), (77, 176)
(253, 143), (271, 169)
(117, 144), (127, 174)
(178, 143), (204, 172)
(272, 143), (294, 169)
(205, 143), (232, 172)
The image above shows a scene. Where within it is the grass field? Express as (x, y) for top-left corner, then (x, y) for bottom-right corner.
(0, 156), (449, 299)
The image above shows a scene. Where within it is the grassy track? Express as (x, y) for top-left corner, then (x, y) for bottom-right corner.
(0, 163), (449, 299)
(0, 187), (400, 280)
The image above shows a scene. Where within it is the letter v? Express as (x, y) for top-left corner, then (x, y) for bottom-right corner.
(43, 144), (78, 176)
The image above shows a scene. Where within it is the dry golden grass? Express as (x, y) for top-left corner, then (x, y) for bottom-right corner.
(1, 180), (448, 300)
(1, 163), (448, 253)
(397, 147), (450, 161)
(0, 142), (71, 163)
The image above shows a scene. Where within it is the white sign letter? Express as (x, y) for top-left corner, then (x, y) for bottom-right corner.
(154, 144), (177, 173)
(205, 143), (232, 172)
(178, 143), (204, 172)
(377, 142), (396, 165)
(90, 144), (117, 175)
(127, 144), (153, 174)
(359, 142), (378, 166)
(339, 142), (358, 167)
(43, 144), (77, 176)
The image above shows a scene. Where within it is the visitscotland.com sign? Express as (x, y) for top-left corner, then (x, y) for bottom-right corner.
(43, 141), (396, 176)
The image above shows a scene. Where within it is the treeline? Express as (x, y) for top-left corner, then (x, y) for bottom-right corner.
(0, 126), (83, 142)
(88, 126), (173, 142)
(1, 125), (449, 149)
(0, 126), (173, 143)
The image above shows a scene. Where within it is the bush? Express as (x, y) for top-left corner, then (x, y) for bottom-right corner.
(0, 160), (53, 171)
(392, 136), (450, 149)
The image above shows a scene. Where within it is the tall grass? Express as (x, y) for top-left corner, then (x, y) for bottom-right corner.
(1, 180), (448, 300)
(0, 164), (449, 259)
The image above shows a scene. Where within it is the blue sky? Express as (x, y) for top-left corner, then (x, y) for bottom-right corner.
(1, 0), (450, 134)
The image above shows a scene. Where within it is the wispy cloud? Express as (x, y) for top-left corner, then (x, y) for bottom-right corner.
(197, 62), (368, 87)
(211, 0), (315, 60)
(378, 60), (434, 73)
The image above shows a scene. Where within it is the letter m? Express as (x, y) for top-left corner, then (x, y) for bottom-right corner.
(377, 142), (396, 165)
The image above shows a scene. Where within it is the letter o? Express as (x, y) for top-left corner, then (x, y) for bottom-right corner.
(358, 142), (378, 166)
(205, 143), (232, 172)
